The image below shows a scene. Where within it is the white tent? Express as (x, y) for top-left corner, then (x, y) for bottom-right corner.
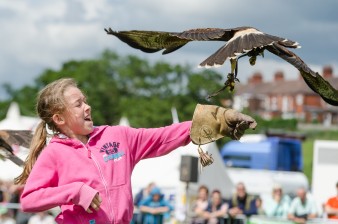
(0, 102), (40, 181)
(0, 102), (39, 130)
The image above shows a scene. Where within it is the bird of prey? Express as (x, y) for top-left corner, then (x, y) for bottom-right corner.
(105, 26), (338, 105)
(0, 130), (32, 166)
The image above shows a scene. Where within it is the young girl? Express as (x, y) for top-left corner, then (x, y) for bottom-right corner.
(15, 78), (256, 224)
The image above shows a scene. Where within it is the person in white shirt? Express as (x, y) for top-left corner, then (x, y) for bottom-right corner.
(288, 187), (317, 224)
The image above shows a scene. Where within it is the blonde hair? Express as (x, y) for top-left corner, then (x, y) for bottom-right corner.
(15, 78), (78, 184)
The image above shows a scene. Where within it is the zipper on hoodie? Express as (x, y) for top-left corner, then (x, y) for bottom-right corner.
(87, 148), (92, 158)
(80, 141), (115, 223)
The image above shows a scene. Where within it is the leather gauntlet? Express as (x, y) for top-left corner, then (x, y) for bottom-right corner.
(190, 104), (257, 145)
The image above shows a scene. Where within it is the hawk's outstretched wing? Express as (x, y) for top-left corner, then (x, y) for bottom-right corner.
(105, 27), (253, 55)
(0, 130), (33, 166)
(266, 43), (338, 106)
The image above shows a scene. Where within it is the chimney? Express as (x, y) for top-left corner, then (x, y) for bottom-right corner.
(322, 65), (333, 79)
(249, 72), (263, 84)
(274, 71), (284, 82)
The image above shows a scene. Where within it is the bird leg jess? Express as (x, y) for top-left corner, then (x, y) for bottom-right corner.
(207, 58), (240, 99)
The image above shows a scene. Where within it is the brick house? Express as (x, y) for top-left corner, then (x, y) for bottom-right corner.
(233, 66), (338, 125)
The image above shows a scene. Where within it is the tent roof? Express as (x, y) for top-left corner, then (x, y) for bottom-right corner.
(0, 102), (39, 130)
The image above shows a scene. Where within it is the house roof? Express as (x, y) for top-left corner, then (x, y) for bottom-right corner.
(235, 75), (338, 96)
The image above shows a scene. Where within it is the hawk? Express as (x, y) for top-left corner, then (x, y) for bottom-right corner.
(105, 26), (338, 106)
(0, 130), (32, 166)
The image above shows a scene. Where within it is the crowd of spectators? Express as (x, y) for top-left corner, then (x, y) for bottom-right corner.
(132, 181), (338, 224)
(189, 182), (338, 224)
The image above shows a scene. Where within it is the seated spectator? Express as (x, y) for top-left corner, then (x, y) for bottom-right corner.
(27, 211), (55, 224)
(201, 189), (228, 224)
(287, 187), (317, 224)
(263, 184), (291, 218)
(228, 182), (257, 223)
(324, 181), (338, 220)
(134, 182), (156, 207)
(133, 182), (156, 223)
(139, 187), (173, 224)
(191, 185), (209, 224)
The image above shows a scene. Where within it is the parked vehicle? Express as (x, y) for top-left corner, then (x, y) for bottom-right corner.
(220, 137), (303, 172)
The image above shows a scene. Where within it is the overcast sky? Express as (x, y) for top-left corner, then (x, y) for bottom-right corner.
(1, 0), (337, 96)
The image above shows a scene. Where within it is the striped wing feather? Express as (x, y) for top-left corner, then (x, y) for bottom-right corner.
(0, 130), (33, 149)
(0, 130), (31, 166)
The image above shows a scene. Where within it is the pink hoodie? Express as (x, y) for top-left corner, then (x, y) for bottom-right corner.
(21, 121), (192, 224)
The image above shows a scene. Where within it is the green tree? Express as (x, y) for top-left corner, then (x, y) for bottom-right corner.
(1, 49), (229, 127)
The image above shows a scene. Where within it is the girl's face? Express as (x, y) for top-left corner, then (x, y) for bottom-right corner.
(55, 86), (93, 139)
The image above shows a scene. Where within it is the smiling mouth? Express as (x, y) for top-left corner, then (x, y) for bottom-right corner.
(84, 117), (92, 121)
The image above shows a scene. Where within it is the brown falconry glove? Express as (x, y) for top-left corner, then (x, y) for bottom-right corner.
(190, 104), (257, 166)
(190, 104), (257, 144)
